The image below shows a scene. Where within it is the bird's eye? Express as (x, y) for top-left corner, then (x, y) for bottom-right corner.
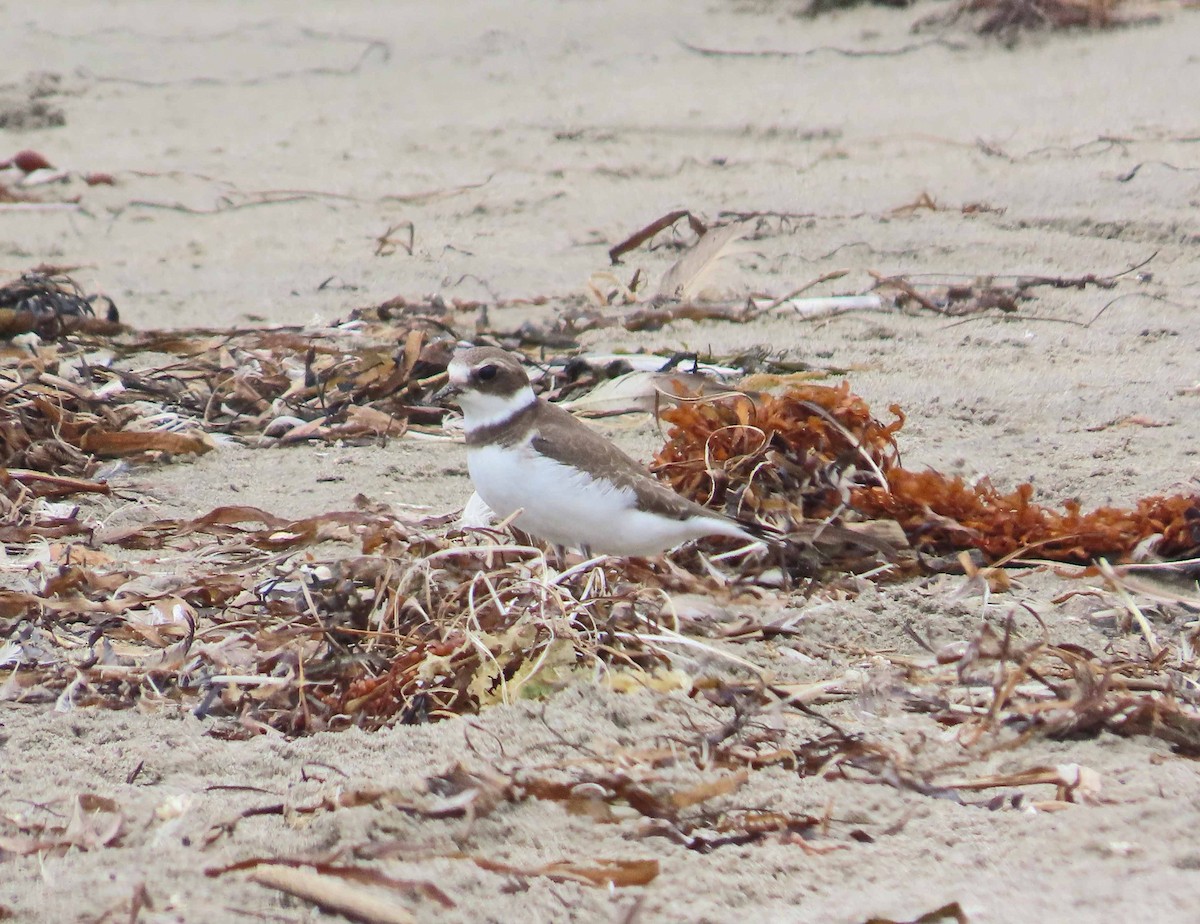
(477, 364), (498, 382)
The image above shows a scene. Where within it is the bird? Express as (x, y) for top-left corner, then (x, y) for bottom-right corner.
(441, 344), (774, 557)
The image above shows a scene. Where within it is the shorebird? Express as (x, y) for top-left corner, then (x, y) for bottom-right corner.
(442, 344), (772, 557)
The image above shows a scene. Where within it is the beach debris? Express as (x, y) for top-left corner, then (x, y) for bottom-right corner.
(3, 310), (1198, 914)
(655, 221), (748, 302)
(2, 271), (1196, 793)
(373, 220), (415, 257)
(654, 383), (1200, 564)
(0, 270), (121, 339)
(869, 252), (1155, 319)
(855, 474), (1200, 562)
(0, 149), (54, 174)
(211, 841), (653, 921)
(246, 865), (418, 924)
(607, 209), (709, 265)
(0, 793), (124, 855)
(554, 354), (749, 417)
(0, 146), (118, 209)
(861, 903), (970, 924)
(942, 763), (1103, 807)
(210, 858), (451, 923)
(909, 0), (1161, 43)
(800, 0), (918, 14)
(956, 0), (1153, 39)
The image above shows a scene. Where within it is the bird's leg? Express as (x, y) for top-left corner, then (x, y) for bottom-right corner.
(773, 539), (793, 591)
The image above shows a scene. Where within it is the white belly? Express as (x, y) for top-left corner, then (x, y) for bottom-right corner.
(466, 442), (729, 555)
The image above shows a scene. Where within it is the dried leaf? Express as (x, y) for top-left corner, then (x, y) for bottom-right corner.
(246, 865), (417, 924)
(670, 769), (748, 810)
(77, 429), (213, 457)
(657, 222), (746, 301)
(462, 854), (659, 887)
(341, 404), (408, 437)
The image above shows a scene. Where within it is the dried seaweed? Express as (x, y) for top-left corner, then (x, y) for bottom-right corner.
(802, 0), (915, 15)
(869, 254), (1154, 319)
(655, 380), (902, 520)
(855, 472), (1200, 563)
(654, 383), (1200, 565)
(406, 740), (830, 854)
(457, 855), (659, 888)
(959, 0), (1140, 37)
(1, 311), (460, 501)
(917, 0), (1159, 43)
(2, 264), (1196, 802)
(933, 622), (1200, 756)
(0, 271), (122, 339)
(1, 356), (214, 486)
(1, 493), (752, 734)
(1, 284), (805, 731)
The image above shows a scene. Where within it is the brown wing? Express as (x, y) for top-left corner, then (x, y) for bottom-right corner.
(530, 401), (713, 522)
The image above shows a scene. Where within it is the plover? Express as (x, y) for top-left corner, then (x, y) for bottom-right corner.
(443, 345), (772, 557)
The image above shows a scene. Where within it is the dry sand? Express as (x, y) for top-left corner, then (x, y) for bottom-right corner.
(2, 1), (1200, 921)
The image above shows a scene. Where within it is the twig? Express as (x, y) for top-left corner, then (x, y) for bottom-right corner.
(757, 270), (850, 311)
(609, 210), (708, 264)
(1097, 558), (1161, 654)
(375, 222), (415, 257)
(1116, 161), (1200, 183)
(3, 470), (112, 494)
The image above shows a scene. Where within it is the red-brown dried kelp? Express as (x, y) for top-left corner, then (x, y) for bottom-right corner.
(653, 381), (903, 523)
(854, 473), (1200, 562)
(608, 209), (709, 265)
(654, 384), (1200, 563)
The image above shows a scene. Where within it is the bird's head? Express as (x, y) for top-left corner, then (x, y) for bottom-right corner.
(442, 345), (536, 430)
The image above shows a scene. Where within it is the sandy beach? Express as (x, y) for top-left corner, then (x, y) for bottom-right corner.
(2, 1), (1199, 921)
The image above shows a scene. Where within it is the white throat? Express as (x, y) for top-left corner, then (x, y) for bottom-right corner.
(460, 385), (537, 434)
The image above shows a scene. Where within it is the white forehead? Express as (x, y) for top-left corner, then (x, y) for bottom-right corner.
(447, 359), (471, 384)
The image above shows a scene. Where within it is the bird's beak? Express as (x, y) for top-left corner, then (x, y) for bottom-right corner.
(433, 379), (461, 403)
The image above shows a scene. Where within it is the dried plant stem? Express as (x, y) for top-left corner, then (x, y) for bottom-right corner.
(1097, 558), (1161, 652)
